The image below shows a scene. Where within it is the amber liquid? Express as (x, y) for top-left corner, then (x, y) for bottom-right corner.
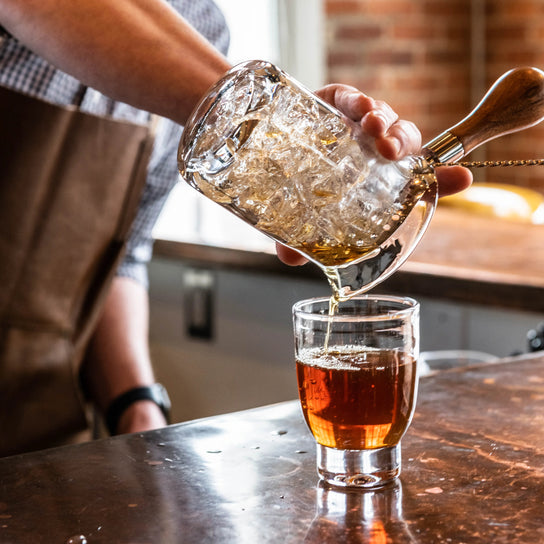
(292, 240), (377, 268)
(296, 346), (418, 450)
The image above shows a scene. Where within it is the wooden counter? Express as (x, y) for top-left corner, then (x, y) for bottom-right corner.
(2, 353), (544, 543)
(154, 207), (544, 312)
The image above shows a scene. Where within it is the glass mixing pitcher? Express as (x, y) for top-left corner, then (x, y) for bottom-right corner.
(178, 61), (544, 299)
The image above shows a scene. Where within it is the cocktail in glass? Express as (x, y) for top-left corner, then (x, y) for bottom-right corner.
(293, 295), (420, 488)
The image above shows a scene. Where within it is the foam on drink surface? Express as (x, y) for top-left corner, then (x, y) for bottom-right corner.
(297, 345), (390, 371)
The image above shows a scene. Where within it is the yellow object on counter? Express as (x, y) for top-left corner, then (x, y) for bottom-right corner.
(439, 182), (544, 224)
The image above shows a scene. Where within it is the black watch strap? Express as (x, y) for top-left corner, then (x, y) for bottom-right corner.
(105, 384), (171, 435)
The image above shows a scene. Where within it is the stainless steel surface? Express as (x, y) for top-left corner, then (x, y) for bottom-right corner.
(2, 353), (544, 543)
(424, 131), (465, 163)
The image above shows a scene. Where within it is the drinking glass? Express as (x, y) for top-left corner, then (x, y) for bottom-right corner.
(293, 295), (419, 488)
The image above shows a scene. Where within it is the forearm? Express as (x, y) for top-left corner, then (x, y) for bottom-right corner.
(81, 276), (166, 434)
(0, 0), (231, 125)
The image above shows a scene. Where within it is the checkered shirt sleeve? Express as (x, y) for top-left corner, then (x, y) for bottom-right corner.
(0, 0), (230, 287)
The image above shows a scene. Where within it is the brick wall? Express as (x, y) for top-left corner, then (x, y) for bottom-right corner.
(486, 0), (544, 189)
(325, 0), (544, 192)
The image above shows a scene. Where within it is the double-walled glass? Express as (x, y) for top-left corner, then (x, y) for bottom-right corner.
(293, 295), (420, 488)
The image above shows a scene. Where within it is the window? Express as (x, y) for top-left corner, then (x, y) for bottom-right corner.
(215, 0), (325, 88)
(215, 0), (281, 66)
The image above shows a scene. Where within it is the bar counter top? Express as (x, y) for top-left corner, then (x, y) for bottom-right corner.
(2, 352), (544, 543)
(154, 207), (544, 312)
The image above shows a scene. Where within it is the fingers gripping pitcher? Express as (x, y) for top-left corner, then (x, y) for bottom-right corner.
(178, 61), (544, 299)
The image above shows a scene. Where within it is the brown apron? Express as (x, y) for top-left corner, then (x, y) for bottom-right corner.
(0, 86), (153, 456)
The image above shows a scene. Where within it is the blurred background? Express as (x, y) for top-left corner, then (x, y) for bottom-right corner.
(150, 0), (544, 423)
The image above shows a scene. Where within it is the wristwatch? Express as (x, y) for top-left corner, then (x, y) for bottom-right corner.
(105, 383), (171, 435)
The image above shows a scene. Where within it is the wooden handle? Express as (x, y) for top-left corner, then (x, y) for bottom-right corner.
(450, 67), (544, 153)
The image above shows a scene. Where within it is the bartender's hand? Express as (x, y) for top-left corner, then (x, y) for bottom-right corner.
(276, 84), (473, 266)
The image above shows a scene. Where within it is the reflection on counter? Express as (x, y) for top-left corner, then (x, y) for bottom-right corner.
(304, 481), (415, 543)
